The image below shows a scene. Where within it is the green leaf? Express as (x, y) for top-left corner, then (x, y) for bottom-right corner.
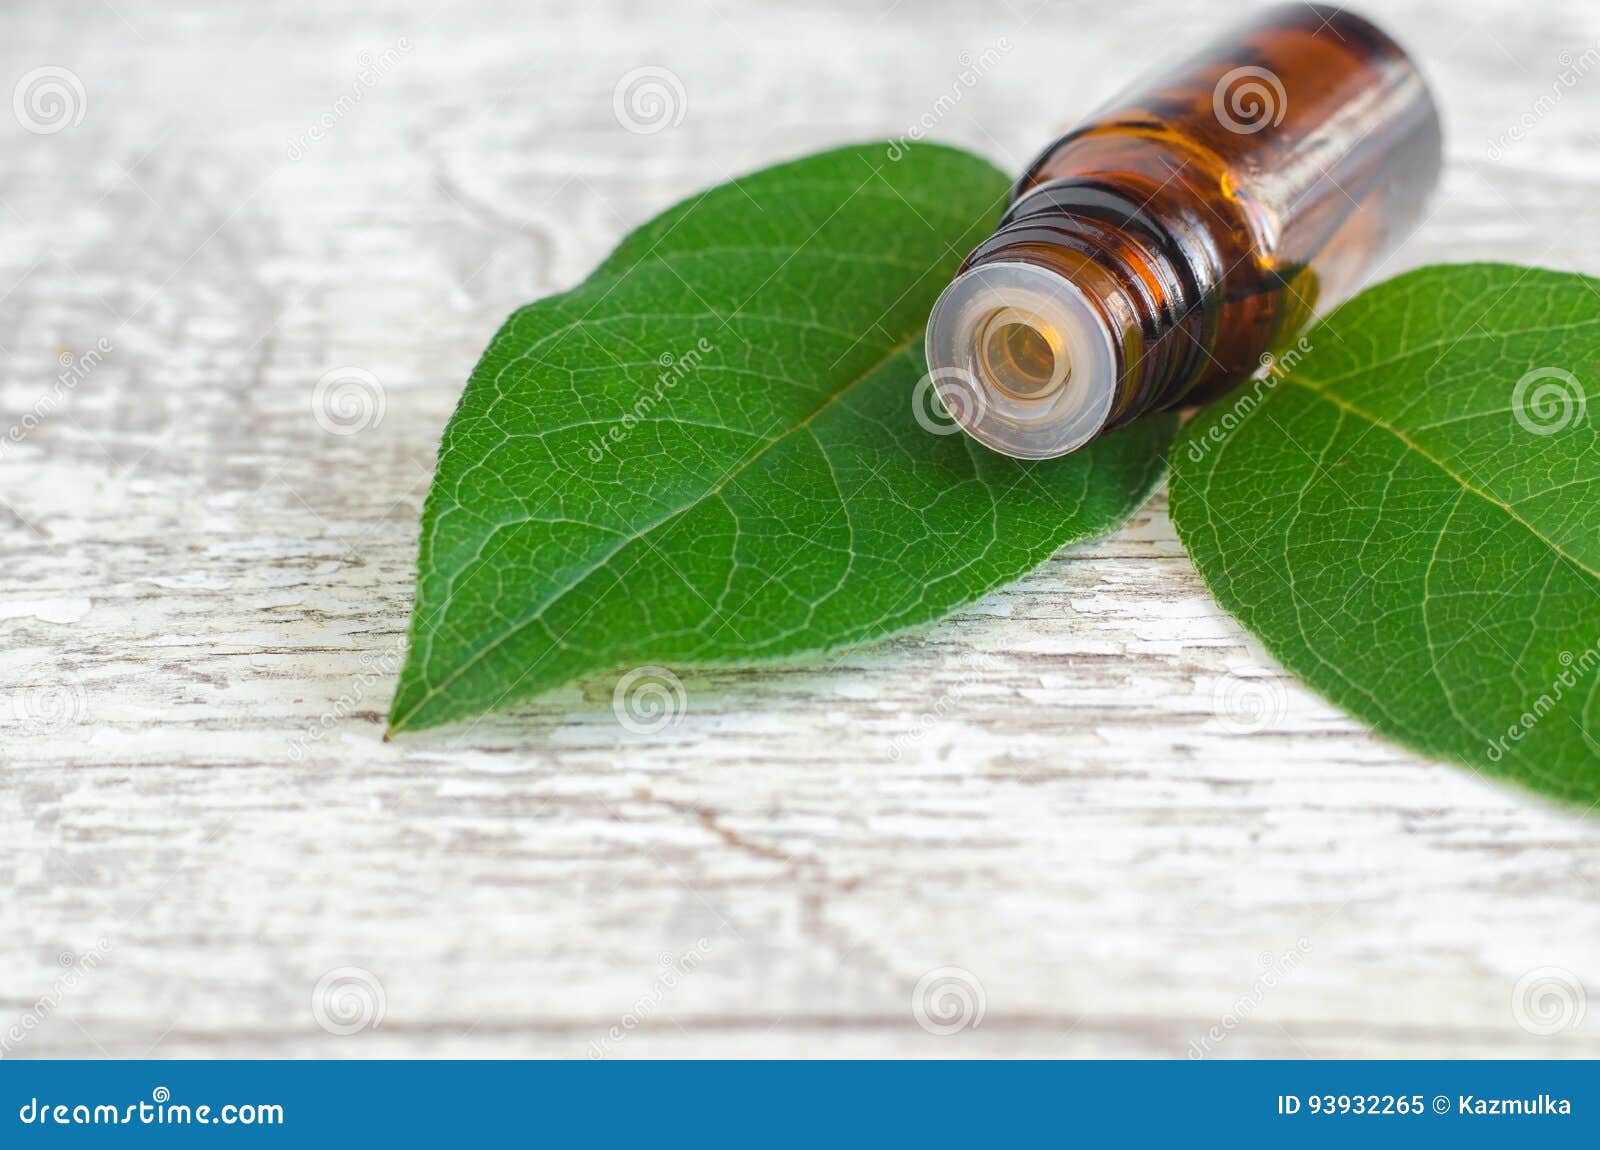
(1171, 263), (1600, 804)
(388, 143), (1175, 734)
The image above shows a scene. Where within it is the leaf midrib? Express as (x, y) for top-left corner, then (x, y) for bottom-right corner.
(1285, 376), (1600, 584)
(387, 329), (924, 733)
(1293, 315), (1600, 392)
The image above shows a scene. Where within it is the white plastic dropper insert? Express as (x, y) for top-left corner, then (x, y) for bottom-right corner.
(923, 261), (1119, 460)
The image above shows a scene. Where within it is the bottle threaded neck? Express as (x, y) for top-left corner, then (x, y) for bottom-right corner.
(925, 180), (1214, 459)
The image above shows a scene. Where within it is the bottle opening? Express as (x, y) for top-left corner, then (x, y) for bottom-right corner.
(924, 261), (1118, 460)
(978, 311), (1070, 401)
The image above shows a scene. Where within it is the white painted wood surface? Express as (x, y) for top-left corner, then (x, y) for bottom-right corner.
(4, 0), (1600, 1058)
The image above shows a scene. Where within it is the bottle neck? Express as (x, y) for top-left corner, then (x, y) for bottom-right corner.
(966, 180), (1215, 429)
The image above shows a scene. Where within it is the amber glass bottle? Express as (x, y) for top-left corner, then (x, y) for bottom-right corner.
(925, 3), (1443, 458)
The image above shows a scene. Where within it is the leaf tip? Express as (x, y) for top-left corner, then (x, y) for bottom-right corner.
(384, 683), (419, 740)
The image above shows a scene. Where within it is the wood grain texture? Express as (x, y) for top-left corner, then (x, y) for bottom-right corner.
(4, 0), (1600, 1058)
